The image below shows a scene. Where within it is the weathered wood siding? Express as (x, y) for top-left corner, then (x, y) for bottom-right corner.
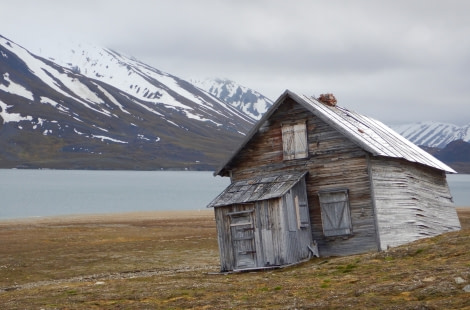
(213, 178), (312, 272)
(370, 158), (461, 250)
(227, 98), (379, 257)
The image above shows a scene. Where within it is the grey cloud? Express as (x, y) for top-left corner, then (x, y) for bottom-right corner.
(2, 0), (470, 125)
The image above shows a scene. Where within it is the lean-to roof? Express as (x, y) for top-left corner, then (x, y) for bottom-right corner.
(207, 171), (307, 208)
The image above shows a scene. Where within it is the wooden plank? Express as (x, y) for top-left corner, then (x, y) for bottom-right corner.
(370, 158), (461, 250)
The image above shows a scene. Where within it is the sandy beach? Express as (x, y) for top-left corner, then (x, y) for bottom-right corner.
(0, 209), (215, 226)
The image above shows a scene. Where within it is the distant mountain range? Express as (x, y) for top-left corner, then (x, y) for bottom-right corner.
(420, 140), (470, 174)
(391, 122), (470, 173)
(391, 122), (470, 148)
(0, 35), (254, 170)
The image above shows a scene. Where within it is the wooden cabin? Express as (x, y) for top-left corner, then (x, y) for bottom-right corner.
(207, 90), (461, 272)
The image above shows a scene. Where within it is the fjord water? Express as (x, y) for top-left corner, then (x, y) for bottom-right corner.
(0, 170), (468, 220)
(0, 170), (229, 220)
(448, 174), (470, 207)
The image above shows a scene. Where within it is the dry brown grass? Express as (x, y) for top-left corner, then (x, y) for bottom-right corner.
(0, 209), (469, 309)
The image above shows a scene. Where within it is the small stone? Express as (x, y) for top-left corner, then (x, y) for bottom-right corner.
(94, 281), (105, 285)
(455, 277), (466, 284)
(463, 285), (470, 293)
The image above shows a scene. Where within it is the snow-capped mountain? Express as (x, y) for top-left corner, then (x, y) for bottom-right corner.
(40, 43), (254, 129)
(0, 35), (254, 170)
(391, 122), (470, 148)
(191, 78), (273, 120)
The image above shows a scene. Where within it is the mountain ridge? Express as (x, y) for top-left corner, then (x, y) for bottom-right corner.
(391, 121), (470, 149)
(190, 77), (273, 120)
(0, 35), (254, 170)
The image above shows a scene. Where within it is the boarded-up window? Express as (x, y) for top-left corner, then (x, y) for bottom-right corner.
(318, 189), (352, 237)
(281, 121), (308, 160)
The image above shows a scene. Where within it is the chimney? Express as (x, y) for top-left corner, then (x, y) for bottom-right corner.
(317, 93), (337, 107)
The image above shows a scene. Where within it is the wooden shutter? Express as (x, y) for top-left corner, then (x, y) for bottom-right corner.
(299, 200), (310, 228)
(282, 124), (295, 160)
(282, 122), (308, 160)
(293, 122), (308, 159)
(318, 189), (352, 237)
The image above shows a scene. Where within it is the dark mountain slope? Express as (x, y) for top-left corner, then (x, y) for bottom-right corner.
(421, 140), (470, 174)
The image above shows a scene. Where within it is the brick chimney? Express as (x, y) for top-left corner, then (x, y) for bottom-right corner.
(317, 93), (337, 107)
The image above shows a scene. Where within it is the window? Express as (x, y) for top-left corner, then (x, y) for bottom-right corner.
(318, 189), (352, 237)
(281, 121), (308, 160)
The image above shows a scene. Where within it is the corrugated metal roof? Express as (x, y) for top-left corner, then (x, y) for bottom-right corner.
(214, 90), (455, 175)
(293, 93), (456, 173)
(207, 171), (307, 208)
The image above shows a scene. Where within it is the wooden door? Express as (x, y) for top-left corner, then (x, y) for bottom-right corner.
(229, 210), (256, 269)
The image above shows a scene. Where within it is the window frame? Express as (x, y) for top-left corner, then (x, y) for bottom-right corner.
(281, 120), (308, 160)
(318, 188), (353, 237)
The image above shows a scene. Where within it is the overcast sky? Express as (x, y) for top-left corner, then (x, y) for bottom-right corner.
(2, 0), (470, 125)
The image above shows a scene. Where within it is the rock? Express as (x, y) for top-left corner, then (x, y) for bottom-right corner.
(463, 285), (470, 292)
(455, 277), (466, 284)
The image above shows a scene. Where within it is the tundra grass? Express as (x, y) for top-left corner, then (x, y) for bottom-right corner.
(0, 209), (469, 309)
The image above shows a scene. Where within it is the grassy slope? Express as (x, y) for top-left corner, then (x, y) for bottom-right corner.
(0, 209), (469, 309)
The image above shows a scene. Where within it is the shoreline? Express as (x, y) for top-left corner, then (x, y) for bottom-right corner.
(0, 209), (214, 226)
(1, 208), (468, 226)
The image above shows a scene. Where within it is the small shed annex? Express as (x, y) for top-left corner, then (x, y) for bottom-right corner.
(207, 90), (461, 272)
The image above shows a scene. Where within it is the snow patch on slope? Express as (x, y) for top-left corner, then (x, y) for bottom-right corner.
(93, 83), (130, 114)
(92, 135), (127, 144)
(0, 72), (34, 100)
(0, 100), (33, 124)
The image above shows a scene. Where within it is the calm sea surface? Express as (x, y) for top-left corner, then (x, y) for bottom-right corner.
(0, 170), (468, 220)
(0, 170), (229, 220)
